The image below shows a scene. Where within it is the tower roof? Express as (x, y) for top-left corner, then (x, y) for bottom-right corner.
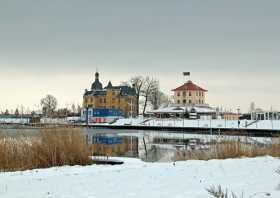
(91, 72), (103, 90)
(105, 81), (113, 89)
(172, 80), (207, 92)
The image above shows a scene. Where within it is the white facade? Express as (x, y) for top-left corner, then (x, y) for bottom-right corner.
(174, 90), (206, 105)
(251, 109), (280, 120)
(172, 80), (207, 106)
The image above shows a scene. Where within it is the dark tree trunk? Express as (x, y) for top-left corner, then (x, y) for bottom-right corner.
(142, 93), (148, 116)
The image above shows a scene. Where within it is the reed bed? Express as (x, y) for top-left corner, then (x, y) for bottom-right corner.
(176, 139), (280, 161)
(0, 128), (92, 172)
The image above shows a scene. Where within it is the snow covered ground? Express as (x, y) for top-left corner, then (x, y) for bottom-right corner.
(0, 157), (279, 198)
(111, 118), (280, 130)
(0, 118), (29, 124)
(2, 116), (279, 131)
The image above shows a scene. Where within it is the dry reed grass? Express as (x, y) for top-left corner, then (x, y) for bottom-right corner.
(206, 185), (271, 198)
(206, 185), (242, 198)
(0, 128), (92, 171)
(177, 139), (280, 161)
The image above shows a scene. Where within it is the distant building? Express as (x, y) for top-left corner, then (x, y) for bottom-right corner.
(172, 80), (207, 105)
(149, 105), (216, 120)
(0, 114), (40, 124)
(251, 108), (280, 120)
(222, 112), (240, 120)
(82, 72), (137, 120)
(148, 79), (217, 119)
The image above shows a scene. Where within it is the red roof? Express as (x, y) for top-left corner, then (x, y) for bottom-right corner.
(172, 80), (207, 92)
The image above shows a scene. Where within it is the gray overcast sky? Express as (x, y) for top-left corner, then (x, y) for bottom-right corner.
(0, 0), (280, 112)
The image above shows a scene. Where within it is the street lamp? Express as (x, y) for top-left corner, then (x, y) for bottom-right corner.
(182, 108), (185, 127)
(130, 98), (133, 125)
(237, 107), (240, 128)
(85, 105), (89, 127)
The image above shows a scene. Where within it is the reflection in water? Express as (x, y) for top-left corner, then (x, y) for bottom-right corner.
(85, 133), (139, 158)
(1, 127), (275, 162)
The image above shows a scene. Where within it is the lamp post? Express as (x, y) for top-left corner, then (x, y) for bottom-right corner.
(182, 109), (185, 127)
(130, 98), (133, 125)
(237, 107), (240, 128)
(271, 112), (274, 130)
(85, 105), (89, 127)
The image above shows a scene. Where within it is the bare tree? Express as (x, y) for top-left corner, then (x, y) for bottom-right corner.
(71, 103), (76, 114)
(14, 108), (19, 117)
(77, 104), (82, 115)
(141, 77), (158, 115)
(56, 108), (70, 117)
(4, 109), (9, 115)
(125, 76), (145, 116)
(149, 90), (170, 110)
(148, 80), (160, 110)
(124, 76), (167, 115)
(40, 94), (58, 117)
(149, 83), (169, 110)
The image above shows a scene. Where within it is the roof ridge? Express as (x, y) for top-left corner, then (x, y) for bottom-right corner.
(172, 81), (207, 92)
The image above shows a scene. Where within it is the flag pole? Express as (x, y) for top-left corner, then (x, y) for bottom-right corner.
(183, 72), (190, 82)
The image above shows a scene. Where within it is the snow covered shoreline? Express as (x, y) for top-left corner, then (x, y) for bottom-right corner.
(1, 157), (279, 198)
(110, 118), (280, 131)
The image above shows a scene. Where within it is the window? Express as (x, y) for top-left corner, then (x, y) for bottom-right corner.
(183, 99), (186, 104)
(177, 92), (180, 97)
(183, 92), (186, 97)
(177, 100), (180, 104)
(104, 98), (106, 103)
(99, 98), (103, 103)
(189, 92), (192, 96)
(189, 100), (192, 104)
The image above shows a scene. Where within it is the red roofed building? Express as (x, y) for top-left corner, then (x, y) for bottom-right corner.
(172, 80), (207, 105)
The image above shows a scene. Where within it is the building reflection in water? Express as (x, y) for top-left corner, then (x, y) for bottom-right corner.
(86, 134), (139, 157)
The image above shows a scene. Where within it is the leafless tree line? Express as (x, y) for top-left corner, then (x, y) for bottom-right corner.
(123, 76), (170, 115)
(1, 75), (169, 117)
(1, 95), (81, 118)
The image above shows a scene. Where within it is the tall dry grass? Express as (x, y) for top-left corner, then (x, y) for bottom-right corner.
(177, 139), (280, 161)
(206, 185), (242, 198)
(206, 185), (271, 198)
(0, 128), (92, 171)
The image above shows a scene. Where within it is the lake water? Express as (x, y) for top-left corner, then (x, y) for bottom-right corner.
(0, 127), (276, 162)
